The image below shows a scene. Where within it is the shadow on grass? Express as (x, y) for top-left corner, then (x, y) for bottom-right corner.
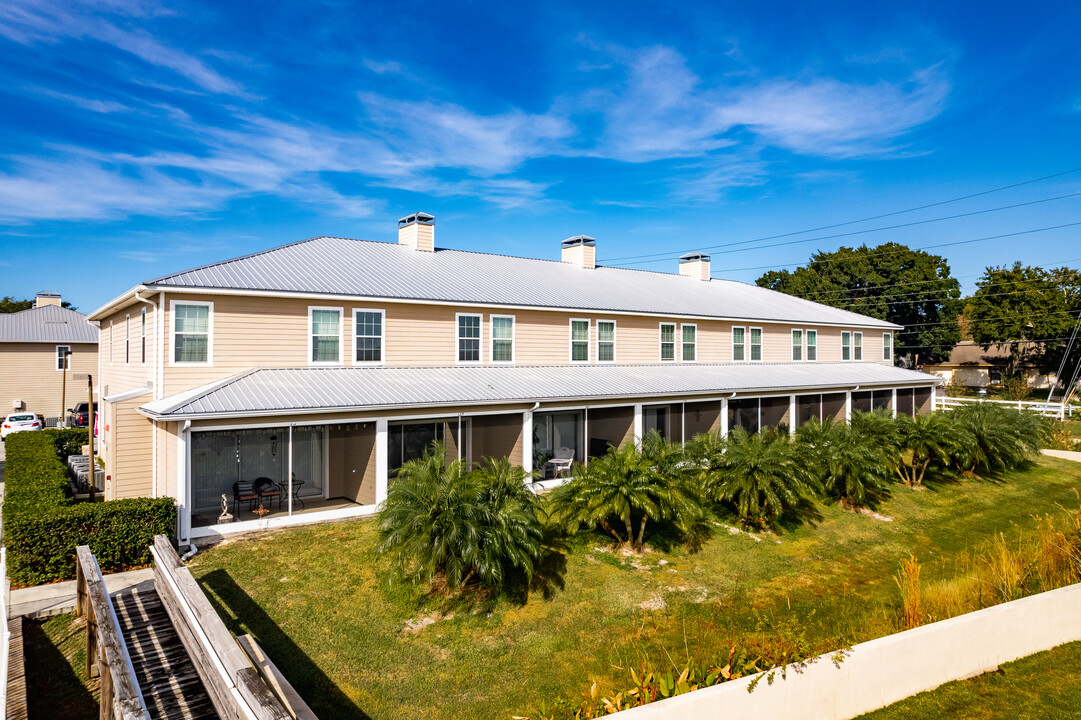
(23, 616), (98, 720)
(198, 569), (373, 720)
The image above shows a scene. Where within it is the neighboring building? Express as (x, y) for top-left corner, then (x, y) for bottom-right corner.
(89, 213), (938, 542)
(919, 341), (1056, 389)
(0, 292), (99, 422)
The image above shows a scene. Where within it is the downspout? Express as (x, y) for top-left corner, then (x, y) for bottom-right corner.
(134, 290), (158, 496)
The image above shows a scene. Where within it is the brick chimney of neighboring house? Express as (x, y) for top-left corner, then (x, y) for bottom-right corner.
(398, 212), (435, 252)
(679, 252), (711, 281)
(561, 235), (596, 269)
(35, 291), (62, 307)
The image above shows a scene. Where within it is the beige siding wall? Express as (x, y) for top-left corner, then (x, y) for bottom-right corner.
(110, 397), (154, 499)
(329, 424), (377, 505)
(99, 304), (158, 395)
(0, 342), (98, 418)
(470, 413), (524, 467)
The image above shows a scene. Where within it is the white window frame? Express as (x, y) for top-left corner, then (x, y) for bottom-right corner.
(596, 320), (616, 364)
(791, 329), (803, 362)
(854, 331), (863, 361)
(308, 305), (344, 367)
(169, 300), (214, 367)
(490, 314), (516, 364)
(749, 326), (763, 362)
(352, 308), (386, 366)
(56, 345), (70, 372)
(732, 325), (746, 362)
(806, 329), (817, 362)
(569, 318), (591, 364)
(109, 321), (113, 365)
(455, 312), (483, 365)
(659, 322), (677, 363)
(125, 313), (131, 365)
(883, 332), (893, 362)
(140, 308), (147, 365)
(842, 331), (851, 361)
(681, 323), (697, 363)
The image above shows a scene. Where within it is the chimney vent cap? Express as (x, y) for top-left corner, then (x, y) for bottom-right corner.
(679, 252), (710, 262)
(561, 235), (596, 248)
(398, 212), (435, 228)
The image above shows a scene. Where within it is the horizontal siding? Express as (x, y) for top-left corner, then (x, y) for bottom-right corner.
(111, 397), (154, 499)
(0, 342), (98, 418)
(98, 303), (157, 397)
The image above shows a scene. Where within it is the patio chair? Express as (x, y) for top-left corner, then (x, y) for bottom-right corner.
(232, 481), (259, 518)
(547, 447), (575, 478)
(253, 477), (282, 510)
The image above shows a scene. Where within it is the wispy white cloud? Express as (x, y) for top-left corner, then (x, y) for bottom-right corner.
(34, 87), (130, 113)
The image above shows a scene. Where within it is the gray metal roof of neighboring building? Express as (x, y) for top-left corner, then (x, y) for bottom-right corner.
(140, 236), (899, 329)
(0, 304), (99, 344)
(139, 362), (938, 419)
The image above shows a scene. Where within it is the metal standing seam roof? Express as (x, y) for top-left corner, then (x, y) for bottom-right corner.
(0, 304), (99, 343)
(137, 236), (900, 329)
(138, 363), (939, 419)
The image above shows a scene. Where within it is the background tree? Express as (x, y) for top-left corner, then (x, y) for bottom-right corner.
(757, 243), (962, 365)
(965, 263), (1081, 377)
(0, 296), (76, 312)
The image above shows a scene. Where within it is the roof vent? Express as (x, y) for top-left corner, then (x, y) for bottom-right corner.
(398, 212), (435, 252)
(35, 291), (62, 308)
(561, 235), (596, 269)
(679, 252), (711, 281)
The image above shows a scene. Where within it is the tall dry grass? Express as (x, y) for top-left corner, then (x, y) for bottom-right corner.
(893, 555), (923, 629)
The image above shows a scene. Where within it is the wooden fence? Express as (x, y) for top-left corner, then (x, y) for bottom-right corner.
(149, 535), (294, 720)
(74, 546), (151, 720)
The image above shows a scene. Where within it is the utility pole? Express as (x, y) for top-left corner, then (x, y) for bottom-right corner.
(59, 348), (72, 428)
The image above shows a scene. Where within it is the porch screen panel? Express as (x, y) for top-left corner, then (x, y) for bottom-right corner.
(872, 390), (893, 411)
(292, 427), (326, 498)
(643, 406), (669, 439)
(533, 411), (582, 465)
(796, 394), (822, 427)
(851, 391), (873, 414)
(389, 422), (446, 472)
(191, 432), (238, 512)
(896, 388), (914, 417)
(914, 387), (933, 415)
(760, 396), (790, 429)
(728, 398), (760, 435)
(822, 393), (847, 421)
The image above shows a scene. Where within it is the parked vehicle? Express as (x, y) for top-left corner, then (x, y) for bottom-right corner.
(2, 412), (43, 440)
(68, 402), (98, 428)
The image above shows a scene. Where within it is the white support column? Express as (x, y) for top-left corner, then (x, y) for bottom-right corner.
(287, 424), (294, 516)
(177, 420), (190, 543)
(720, 399), (729, 438)
(522, 410), (534, 479)
(845, 391), (853, 423)
(375, 418), (388, 504)
(931, 384), (938, 413)
(681, 402), (686, 446)
(892, 389), (898, 418)
(583, 408), (590, 467)
(788, 395), (797, 436)
(633, 403), (643, 447)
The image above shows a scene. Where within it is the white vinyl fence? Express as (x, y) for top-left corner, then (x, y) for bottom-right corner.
(934, 395), (1074, 419)
(616, 580), (1081, 720)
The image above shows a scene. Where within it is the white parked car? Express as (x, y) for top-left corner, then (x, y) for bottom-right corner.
(1, 412), (43, 440)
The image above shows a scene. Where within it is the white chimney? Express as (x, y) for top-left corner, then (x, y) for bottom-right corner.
(679, 252), (711, 281)
(35, 291), (62, 307)
(398, 212), (435, 252)
(561, 235), (596, 269)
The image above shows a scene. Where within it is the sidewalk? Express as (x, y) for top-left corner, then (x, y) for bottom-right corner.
(9, 567), (155, 619)
(1042, 449), (1081, 463)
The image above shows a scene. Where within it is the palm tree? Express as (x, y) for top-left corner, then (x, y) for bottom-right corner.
(377, 443), (543, 591)
(893, 412), (961, 487)
(548, 432), (700, 552)
(950, 403), (1049, 475)
(704, 428), (820, 529)
(817, 425), (893, 506)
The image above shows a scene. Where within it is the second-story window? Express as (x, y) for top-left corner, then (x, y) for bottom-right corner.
(732, 326), (746, 361)
(172, 302), (211, 364)
(140, 308), (147, 364)
(355, 310), (384, 364)
(806, 330), (817, 361)
(883, 332), (892, 361)
(491, 315), (515, 363)
(457, 314), (481, 363)
(570, 319), (590, 363)
(597, 320), (615, 363)
(854, 331), (863, 361)
(842, 331), (851, 360)
(750, 327), (763, 361)
(682, 324), (696, 362)
(310, 308), (342, 365)
(660, 323), (676, 362)
(792, 329), (803, 361)
(56, 345), (70, 371)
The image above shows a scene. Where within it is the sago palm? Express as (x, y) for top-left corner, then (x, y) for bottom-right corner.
(893, 412), (961, 487)
(816, 425), (893, 507)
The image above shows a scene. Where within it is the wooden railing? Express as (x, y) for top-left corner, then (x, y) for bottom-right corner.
(74, 546), (151, 720)
(150, 535), (294, 720)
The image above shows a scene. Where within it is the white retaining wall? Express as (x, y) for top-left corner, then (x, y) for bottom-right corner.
(617, 581), (1081, 720)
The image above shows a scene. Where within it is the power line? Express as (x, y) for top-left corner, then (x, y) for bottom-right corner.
(602, 166), (1081, 264)
(896, 336), (1075, 349)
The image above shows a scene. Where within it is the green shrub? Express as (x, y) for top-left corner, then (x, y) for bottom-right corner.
(3, 430), (175, 586)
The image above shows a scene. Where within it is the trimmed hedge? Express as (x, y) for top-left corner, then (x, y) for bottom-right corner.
(2, 430), (176, 586)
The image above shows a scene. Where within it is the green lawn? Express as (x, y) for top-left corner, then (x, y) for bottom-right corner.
(857, 641), (1081, 719)
(189, 456), (1081, 720)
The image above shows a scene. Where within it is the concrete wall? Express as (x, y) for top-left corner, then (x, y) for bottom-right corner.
(616, 581), (1081, 720)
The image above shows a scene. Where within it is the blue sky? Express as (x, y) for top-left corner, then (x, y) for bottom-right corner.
(0, 0), (1079, 312)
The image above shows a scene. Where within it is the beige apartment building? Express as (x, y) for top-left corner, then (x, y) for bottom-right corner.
(0, 292), (99, 422)
(90, 213), (938, 543)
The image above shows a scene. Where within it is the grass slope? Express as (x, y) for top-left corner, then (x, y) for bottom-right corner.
(857, 641), (1081, 719)
(23, 614), (98, 719)
(189, 456), (1081, 720)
